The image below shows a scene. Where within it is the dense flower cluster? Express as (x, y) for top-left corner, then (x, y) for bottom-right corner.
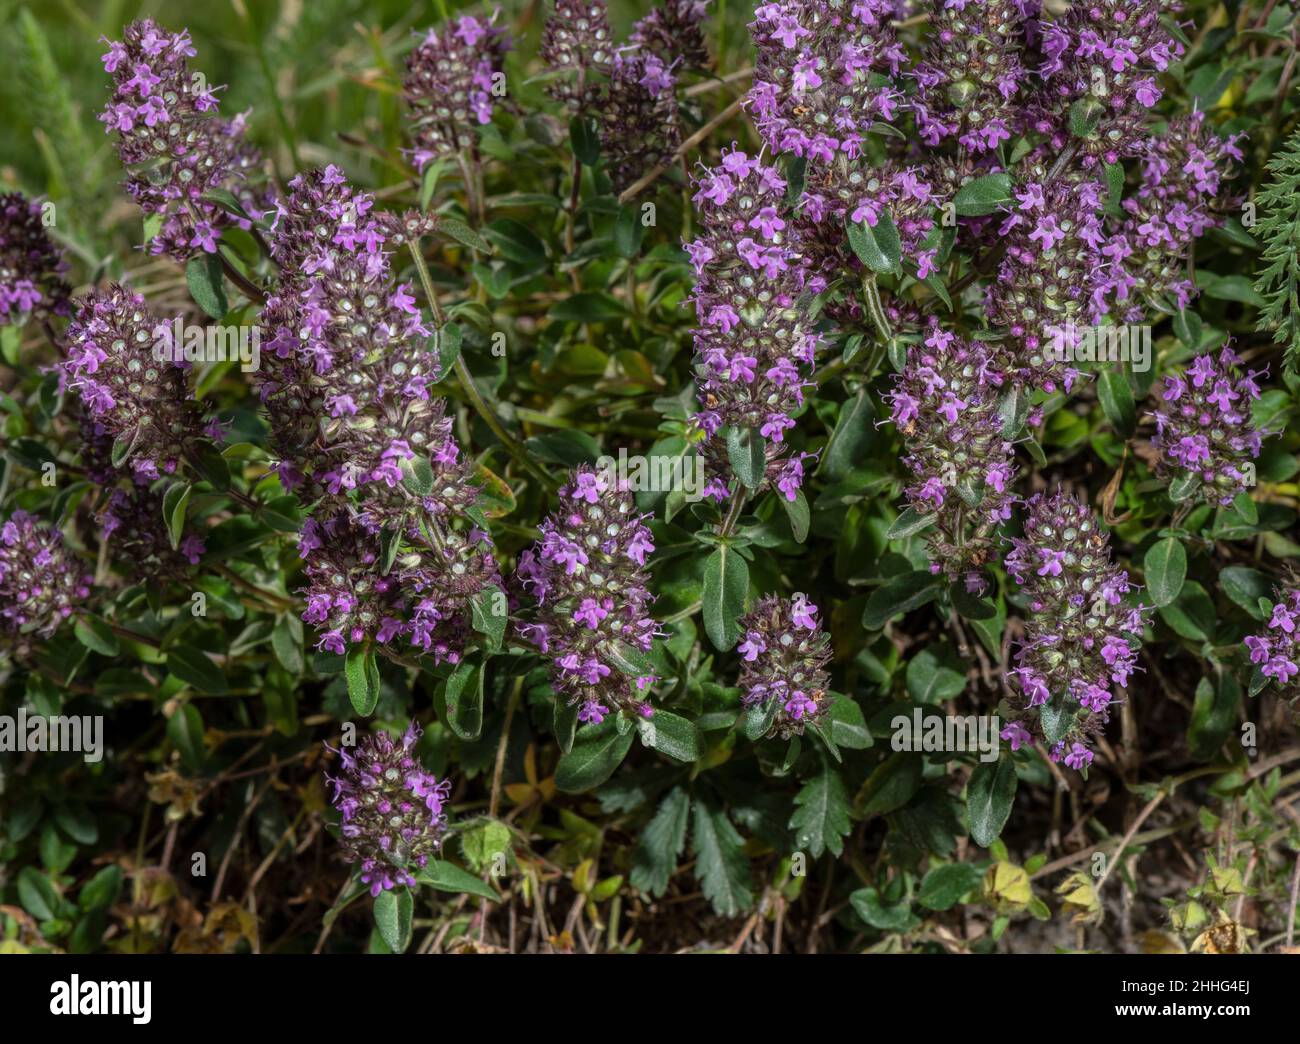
(1104, 113), (1245, 319)
(63, 285), (210, 482)
(1003, 491), (1144, 770)
(748, 0), (904, 161)
(887, 327), (1016, 585)
(0, 511), (93, 656)
(299, 509), (500, 662)
(517, 466), (658, 724)
(601, 51), (681, 194)
(686, 148), (820, 448)
(1150, 347), (1267, 507)
(1245, 583), (1300, 698)
(540, 0), (613, 113)
(325, 720), (451, 896)
(99, 19), (267, 260)
(403, 13), (511, 171)
(911, 0), (1029, 154)
(0, 192), (71, 325)
(631, 0), (711, 71)
(258, 166), (499, 659)
(1035, 0), (1183, 169)
(259, 166), (439, 505)
(984, 174), (1108, 391)
(736, 594), (832, 738)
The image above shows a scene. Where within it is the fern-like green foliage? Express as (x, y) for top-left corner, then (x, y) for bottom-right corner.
(1254, 116), (1300, 373)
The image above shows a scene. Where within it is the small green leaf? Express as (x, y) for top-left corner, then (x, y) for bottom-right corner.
(863, 570), (943, 629)
(438, 217), (492, 254)
(886, 506), (937, 540)
(186, 253), (228, 319)
(436, 661), (483, 740)
(1144, 537), (1187, 608)
(1097, 369), (1136, 438)
(846, 211), (902, 275)
(162, 482), (191, 551)
(373, 887), (413, 953)
(702, 546), (749, 651)
(74, 615), (119, 657)
(954, 172), (1013, 217)
(345, 644), (381, 716)
(569, 116), (600, 165)
(470, 585), (507, 652)
(556, 717), (635, 792)
(167, 703), (207, 772)
(167, 646), (228, 695)
(966, 756), (1017, 847)
(417, 859), (499, 902)
(918, 863), (985, 910)
(725, 426), (766, 490)
(637, 709), (701, 763)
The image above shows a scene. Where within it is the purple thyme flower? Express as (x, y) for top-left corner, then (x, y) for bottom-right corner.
(99, 19), (268, 261)
(1003, 490), (1145, 770)
(983, 174), (1108, 391)
(1032, 0), (1184, 169)
(541, 0), (614, 113)
(887, 325), (1017, 581)
(324, 720), (451, 896)
(1244, 583), (1300, 700)
(736, 594), (832, 739)
(1150, 346), (1268, 507)
(631, 0), (712, 71)
(0, 510), (93, 657)
(63, 284), (210, 481)
(748, 0), (905, 163)
(403, 12), (511, 171)
(687, 147), (821, 445)
(1102, 112), (1244, 320)
(0, 192), (71, 325)
(601, 50), (682, 195)
(299, 510), (501, 664)
(911, 0), (1030, 154)
(259, 166), (442, 504)
(517, 466), (659, 724)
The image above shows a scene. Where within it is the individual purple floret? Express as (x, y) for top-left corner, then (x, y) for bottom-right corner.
(63, 284), (210, 483)
(0, 511), (93, 656)
(983, 174), (1108, 391)
(517, 466), (659, 724)
(1103, 112), (1245, 319)
(0, 192), (72, 325)
(748, 0), (905, 163)
(887, 325), (1016, 584)
(1003, 490), (1145, 771)
(686, 148), (821, 444)
(911, 0), (1030, 154)
(324, 720), (451, 896)
(99, 19), (268, 260)
(541, 0), (614, 113)
(1244, 583), (1300, 698)
(736, 593), (832, 739)
(601, 50), (681, 195)
(631, 0), (712, 71)
(403, 12), (511, 171)
(1150, 346), (1267, 507)
(1034, 0), (1184, 169)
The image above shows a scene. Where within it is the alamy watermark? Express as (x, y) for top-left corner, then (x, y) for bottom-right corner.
(1044, 322), (1151, 373)
(890, 709), (1001, 763)
(0, 710), (103, 763)
(154, 318), (261, 372)
(595, 448), (707, 502)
